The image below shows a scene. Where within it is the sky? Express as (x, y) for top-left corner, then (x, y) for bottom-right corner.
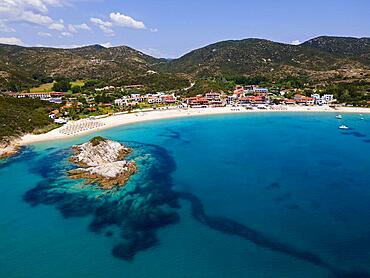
(0, 0), (369, 58)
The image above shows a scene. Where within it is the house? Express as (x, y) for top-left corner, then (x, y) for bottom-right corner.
(205, 92), (225, 107)
(95, 86), (116, 92)
(186, 97), (209, 107)
(49, 109), (60, 119)
(239, 96), (267, 105)
(252, 86), (269, 94)
(294, 94), (315, 106)
(161, 95), (177, 104)
(10, 92), (65, 102)
(233, 88), (245, 95)
(115, 97), (138, 107)
(322, 94), (334, 103)
(147, 96), (163, 104)
(284, 99), (296, 105)
(311, 94), (334, 105)
(205, 92), (222, 100)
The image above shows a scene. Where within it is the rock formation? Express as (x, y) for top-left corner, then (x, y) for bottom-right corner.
(68, 137), (136, 189)
(0, 142), (20, 160)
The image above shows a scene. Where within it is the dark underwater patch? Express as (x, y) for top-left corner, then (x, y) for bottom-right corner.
(274, 192), (292, 202)
(341, 131), (367, 138)
(0, 146), (38, 170)
(177, 191), (370, 278)
(22, 141), (370, 277)
(158, 128), (190, 144)
(24, 142), (181, 262)
(264, 182), (281, 190)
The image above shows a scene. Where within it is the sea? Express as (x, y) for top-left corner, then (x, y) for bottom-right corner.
(1, 112), (370, 278)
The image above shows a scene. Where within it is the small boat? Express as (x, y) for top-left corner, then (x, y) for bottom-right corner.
(336, 115), (343, 119)
(338, 125), (349, 130)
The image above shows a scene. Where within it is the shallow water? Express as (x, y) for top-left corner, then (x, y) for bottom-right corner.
(1, 113), (370, 278)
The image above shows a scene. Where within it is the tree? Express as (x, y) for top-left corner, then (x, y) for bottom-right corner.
(71, 85), (82, 94)
(52, 79), (71, 92)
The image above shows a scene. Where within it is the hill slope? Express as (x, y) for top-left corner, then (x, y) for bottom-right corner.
(0, 95), (54, 142)
(161, 37), (370, 81)
(0, 44), (162, 90)
(1, 36), (370, 90)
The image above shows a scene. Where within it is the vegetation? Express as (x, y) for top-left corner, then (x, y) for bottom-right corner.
(52, 79), (71, 92)
(161, 37), (370, 82)
(1, 36), (370, 92)
(116, 73), (190, 92)
(0, 95), (57, 142)
(30, 82), (55, 93)
(322, 81), (370, 106)
(90, 136), (107, 146)
(186, 78), (234, 96)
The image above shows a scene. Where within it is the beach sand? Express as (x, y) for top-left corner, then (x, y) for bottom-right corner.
(8, 105), (370, 147)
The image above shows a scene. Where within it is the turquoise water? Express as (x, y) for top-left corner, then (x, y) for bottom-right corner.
(1, 113), (370, 278)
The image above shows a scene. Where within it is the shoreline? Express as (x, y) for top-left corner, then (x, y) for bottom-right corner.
(4, 105), (370, 149)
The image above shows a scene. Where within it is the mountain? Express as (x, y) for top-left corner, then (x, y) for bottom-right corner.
(302, 36), (370, 65)
(161, 36), (370, 81)
(1, 36), (370, 90)
(0, 44), (163, 90)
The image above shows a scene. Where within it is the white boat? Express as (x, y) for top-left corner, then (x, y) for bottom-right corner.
(338, 125), (349, 130)
(336, 115), (343, 119)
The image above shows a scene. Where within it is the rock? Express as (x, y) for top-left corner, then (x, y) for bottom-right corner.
(0, 142), (20, 160)
(68, 137), (137, 189)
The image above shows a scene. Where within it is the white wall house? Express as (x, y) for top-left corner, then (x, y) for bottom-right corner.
(311, 94), (334, 105)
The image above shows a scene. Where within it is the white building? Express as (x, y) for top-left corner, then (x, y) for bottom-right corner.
(311, 94), (334, 105)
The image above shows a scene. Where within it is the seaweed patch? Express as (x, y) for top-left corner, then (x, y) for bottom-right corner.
(24, 142), (181, 261)
(22, 141), (370, 277)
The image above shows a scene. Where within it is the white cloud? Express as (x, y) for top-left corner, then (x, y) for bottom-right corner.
(101, 42), (113, 48)
(139, 48), (166, 58)
(20, 10), (53, 25)
(90, 12), (149, 36)
(291, 40), (301, 45)
(150, 28), (158, 33)
(60, 31), (72, 37)
(49, 21), (65, 31)
(68, 23), (91, 33)
(90, 18), (112, 28)
(0, 37), (25, 46)
(0, 21), (16, 32)
(33, 42), (119, 49)
(38, 31), (52, 37)
(0, 1), (66, 31)
(90, 17), (114, 36)
(109, 12), (146, 29)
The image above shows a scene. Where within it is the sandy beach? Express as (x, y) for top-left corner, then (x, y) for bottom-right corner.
(14, 105), (370, 146)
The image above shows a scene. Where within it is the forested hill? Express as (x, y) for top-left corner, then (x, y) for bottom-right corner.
(0, 95), (55, 142)
(1, 36), (370, 90)
(0, 44), (164, 90)
(161, 36), (370, 81)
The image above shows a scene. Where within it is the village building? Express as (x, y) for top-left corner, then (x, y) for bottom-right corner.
(311, 94), (334, 105)
(9, 92), (65, 103)
(294, 94), (315, 106)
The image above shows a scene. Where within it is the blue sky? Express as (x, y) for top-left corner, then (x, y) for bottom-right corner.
(0, 0), (369, 58)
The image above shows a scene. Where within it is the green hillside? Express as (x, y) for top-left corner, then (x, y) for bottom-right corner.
(0, 95), (56, 142)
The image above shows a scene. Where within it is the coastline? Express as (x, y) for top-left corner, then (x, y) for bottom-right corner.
(7, 105), (370, 148)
